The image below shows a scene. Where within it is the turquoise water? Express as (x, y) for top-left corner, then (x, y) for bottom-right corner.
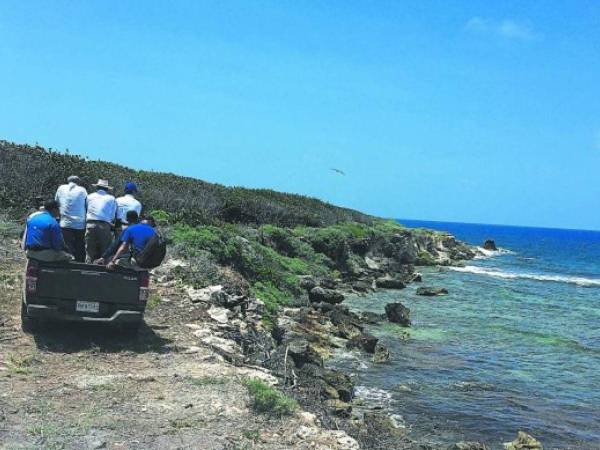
(336, 220), (600, 449)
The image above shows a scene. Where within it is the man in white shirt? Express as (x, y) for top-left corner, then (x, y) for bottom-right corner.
(115, 181), (142, 236)
(55, 175), (87, 262)
(85, 179), (117, 263)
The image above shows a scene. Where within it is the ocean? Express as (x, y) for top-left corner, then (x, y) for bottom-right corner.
(335, 219), (600, 449)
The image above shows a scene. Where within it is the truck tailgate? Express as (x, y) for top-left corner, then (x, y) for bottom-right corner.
(36, 263), (143, 305)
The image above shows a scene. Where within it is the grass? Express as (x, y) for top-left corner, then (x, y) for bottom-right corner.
(6, 353), (36, 375)
(244, 378), (297, 417)
(146, 292), (162, 311)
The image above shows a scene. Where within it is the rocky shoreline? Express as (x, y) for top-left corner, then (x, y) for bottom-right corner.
(156, 223), (487, 449)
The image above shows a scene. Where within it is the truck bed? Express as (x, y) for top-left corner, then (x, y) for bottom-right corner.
(36, 262), (145, 305)
(23, 260), (149, 326)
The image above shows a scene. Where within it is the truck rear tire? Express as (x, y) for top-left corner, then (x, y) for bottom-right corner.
(20, 301), (38, 333)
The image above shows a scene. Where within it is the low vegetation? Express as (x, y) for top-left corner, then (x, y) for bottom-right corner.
(0, 140), (371, 227)
(244, 378), (298, 417)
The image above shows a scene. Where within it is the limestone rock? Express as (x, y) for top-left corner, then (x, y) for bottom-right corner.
(358, 311), (385, 324)
(483, 239), (498, 251)
(324, 399), (352, 417)
(503, 431), (543, 450)
(309, 287), (345, 304)
(207, 306), (231, 324)
(416, 286), (448, 296)
(448, 442), (490, 450)
(186, 285), (223, 303)
(384, 302), (411, 326)
(373, 342), (391, 363)
(347, 333), (378, 354)
(363, 411), (406, 438)
(376, 275), (406, 289)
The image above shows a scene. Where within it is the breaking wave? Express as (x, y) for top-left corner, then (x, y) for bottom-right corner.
(474, 247), (514, 259)
(448, 265), (600, 287)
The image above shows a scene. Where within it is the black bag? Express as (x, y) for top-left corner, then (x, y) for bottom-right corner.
(135, 233), (167, 269)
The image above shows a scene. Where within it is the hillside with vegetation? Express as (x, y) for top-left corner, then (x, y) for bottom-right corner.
(0, 140), (371, 226)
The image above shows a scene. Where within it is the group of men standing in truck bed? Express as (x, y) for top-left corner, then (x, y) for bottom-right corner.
(23, 176), (158, 269)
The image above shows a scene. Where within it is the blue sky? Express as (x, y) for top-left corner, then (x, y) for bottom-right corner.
(1, 1), (599, 230)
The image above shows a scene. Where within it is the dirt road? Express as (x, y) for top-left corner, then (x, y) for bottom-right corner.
(0, 252), (358, 450)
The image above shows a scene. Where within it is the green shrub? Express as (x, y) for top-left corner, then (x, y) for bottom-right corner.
(148, 209), (171, 226)
(249, 281), (292, 327)
(171, 224), (235, 261)
(244, 378), (297, 416)
(416, 250), (436, 266)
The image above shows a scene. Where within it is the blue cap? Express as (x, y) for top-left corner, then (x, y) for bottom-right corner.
(124, 181), (138, 194)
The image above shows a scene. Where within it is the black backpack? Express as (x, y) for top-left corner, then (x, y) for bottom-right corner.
(135, 233), (167, 269)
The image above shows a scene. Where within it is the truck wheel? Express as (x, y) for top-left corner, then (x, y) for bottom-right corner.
(20, 301), (38, 333)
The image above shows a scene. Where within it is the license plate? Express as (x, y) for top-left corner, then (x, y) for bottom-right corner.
(76, 301), (99, 313)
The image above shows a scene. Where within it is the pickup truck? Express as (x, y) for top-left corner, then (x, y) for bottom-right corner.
(21, 259), (150, 333)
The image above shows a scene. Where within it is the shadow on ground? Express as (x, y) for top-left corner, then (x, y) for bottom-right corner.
(31, 321), (173, 354)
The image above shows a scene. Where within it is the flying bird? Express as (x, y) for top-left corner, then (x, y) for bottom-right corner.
(330, 168), (346, 176)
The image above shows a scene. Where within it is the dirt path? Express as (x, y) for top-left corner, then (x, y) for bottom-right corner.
(0, 254), (358, 450)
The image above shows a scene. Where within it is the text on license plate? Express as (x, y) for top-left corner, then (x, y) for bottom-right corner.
(76, 301), (99, 313)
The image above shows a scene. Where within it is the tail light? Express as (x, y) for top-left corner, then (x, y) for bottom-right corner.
(25, 261), (39, 294)
(139, 272), (150, 302)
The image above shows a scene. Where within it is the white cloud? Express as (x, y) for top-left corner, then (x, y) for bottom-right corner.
(465, 17), (539, 41)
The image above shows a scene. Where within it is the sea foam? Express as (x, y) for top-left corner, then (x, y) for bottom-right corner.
(474, 246), (514, 259)
(448, 265), (600, 287)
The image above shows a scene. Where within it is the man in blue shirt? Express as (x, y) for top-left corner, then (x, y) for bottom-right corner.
(24, 200), (74, 262)
(107, 210), (156, 269)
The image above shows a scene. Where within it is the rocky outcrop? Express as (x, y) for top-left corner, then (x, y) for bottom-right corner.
(384, 302), (411, 326)
(483, 239), (498, 251)
(358, 311), (385, 324)
(347, 333), (378, 354)
(416, 286), (448, 296)
(503, 431), (543, 450)
(448, 443), (490, 450)
(375, 275), (406, 289)
(309, 287), (345, 304)
(373, 342), (391, 363)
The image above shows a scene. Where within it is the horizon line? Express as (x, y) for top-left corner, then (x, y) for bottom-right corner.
(397, 217), (600, 234)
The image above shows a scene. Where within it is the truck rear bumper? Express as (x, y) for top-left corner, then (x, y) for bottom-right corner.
(27, 304), (143, 323)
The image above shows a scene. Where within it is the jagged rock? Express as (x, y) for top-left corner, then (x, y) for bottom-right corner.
(384, 302), (411, 326)
(328, 308), (363, 339)
(448, 443), (490, 450)
(416, 286), (448, 296)
(286, 339), (323, 368)
(322, 369), (353, 402)
(207, 306), (231, 324)
(309, 287), (345, 304)
(373, 342), (391, 363)
(411, 272), (423, 282)
(320, 278), (339, 289)
(347, 333), (378, 354)
(358, 311), (385, 324)
(363, 411), (406, 438)
(375, 275), (406, 289)
(324, 399), (352, 417)
(352, 281), (371, 293)
(211, 289), (246, 309)
(503, 431), (543, 450)
(299, 275), (317, 291)
(483, 239), (498, 251)
(186, 285), (223, 303)
(364, 257), (380, 270)
(198, 335), (241, 361)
